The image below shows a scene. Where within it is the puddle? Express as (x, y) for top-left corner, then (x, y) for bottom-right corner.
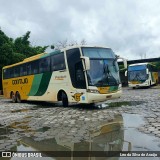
(66, 101), (142, 110)
(36, 127), (50, 132)
(0, 125), (13, 136)
(106, 101), (145, 108)
(22, 101), (145, 110)
(0, 114), (159, 159)
(80, 101), (145, 109)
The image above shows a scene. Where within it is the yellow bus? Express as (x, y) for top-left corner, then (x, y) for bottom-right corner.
(2, 46), (127, 106)
(125, 63), (158, 88)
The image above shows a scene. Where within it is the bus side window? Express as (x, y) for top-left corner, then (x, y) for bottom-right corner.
(51, 53), (66, 71)
(27, 63), (32, 75)
(14, 66), (20, 77)
(75, 62), (85, 81)
(3, 69), (9, 79)
(148, 65), (153, 72)
(9, 68), (14, 78)
(20, 64), (27, 76)
(39, 57), (50, 73)
(66, 48), (86, 89)
(31, 60), (39, 74)
(75, 61), (85, 88)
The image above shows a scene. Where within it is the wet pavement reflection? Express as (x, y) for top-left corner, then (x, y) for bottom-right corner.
(0, 107), (159, 160)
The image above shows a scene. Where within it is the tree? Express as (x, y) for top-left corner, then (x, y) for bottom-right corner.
(14, 31), (48, 57)
(0, 29), (49, 90)
(0, 30), (14, 68)
(151, 61), (160, 70)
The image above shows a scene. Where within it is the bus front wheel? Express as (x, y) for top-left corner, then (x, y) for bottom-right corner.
(62, 92), (68, 107)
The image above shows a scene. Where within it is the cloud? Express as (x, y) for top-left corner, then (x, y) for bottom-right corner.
(1, 0), (160, 59)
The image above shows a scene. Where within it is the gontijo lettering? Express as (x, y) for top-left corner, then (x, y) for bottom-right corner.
(12, 78), (28, 85)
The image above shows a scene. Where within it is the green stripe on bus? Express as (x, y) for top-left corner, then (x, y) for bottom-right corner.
(28, 74), (43, 96)
(109, 86), (118, 91)
(34, 72), (52, 96)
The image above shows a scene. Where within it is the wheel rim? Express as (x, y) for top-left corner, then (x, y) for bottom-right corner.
(16, 92), (21, 103)
(12, 93), (16, 102)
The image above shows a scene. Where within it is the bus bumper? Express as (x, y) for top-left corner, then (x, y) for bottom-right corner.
(128, 83), (149, 88)
(86, 90), (122, 104)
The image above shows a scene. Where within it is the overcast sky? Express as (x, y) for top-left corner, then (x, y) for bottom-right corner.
(1, 0), (160, 60)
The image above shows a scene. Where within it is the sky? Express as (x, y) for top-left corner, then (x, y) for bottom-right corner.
(1, 0), (160, 60)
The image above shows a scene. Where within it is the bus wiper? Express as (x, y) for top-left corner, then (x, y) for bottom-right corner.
(103, 64), (110, 75)
(103, 64), (110, 85)
(135, 73), (142, 81)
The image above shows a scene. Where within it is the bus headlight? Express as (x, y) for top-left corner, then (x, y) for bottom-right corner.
(87, 89), (99, 93)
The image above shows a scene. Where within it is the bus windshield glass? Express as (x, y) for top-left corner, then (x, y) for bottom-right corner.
(82, 47), (115, 59)
(128, 65), (148, 81)
(88, 59), (120, 86)
(82, 47), (120, 87)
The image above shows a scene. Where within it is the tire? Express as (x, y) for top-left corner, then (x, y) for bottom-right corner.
(11, 92), (16, 103)
(16, 92), (21, 103)
(62, 92), (68, 107)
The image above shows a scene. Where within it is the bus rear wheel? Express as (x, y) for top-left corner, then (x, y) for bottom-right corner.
(16, 92), (21, 103)
(62, 92), (68, 107)
(11, 92), (16, 103)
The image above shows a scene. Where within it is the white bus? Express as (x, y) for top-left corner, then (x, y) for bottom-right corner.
(2, 46), (127, 106)
(125, 63), (158, 88)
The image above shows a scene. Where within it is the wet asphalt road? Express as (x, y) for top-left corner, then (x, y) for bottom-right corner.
(0, 87), (160, 159)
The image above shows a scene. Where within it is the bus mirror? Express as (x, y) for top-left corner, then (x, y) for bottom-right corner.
(81, 56), (90, 70)
(123, 59), (127, 69)
(116, 55), (127, 69)
(125, 71), (127, 76)
(146, 69), (149, 74)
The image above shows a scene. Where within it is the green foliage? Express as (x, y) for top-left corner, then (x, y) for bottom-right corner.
(151, 62), (160, 70)
(11, 53), (26, 64)
(0, 29), (48, 67)
(13, 31), (48, 57)
(0, 31), (14, 68)
(0, 29), (49, 90)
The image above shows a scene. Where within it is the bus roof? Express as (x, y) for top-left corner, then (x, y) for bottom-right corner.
(3, 45), (112, 69)
(3, 52), (45, 69)
(3, 51), (60, 69)
(129, 63), (149, 67)
(59, 45), (112, 52)
(129, 62), (157, 68)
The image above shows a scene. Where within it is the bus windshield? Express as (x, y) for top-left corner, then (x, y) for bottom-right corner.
(82, 47), (115, 59)
(87, 59), (120, 86)
(82, 47), (120, 87)
(128, 65), (148, 81)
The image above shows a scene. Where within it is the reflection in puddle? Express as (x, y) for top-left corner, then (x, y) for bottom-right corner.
(0, 113), (159, 160)
(36, 127), (50, 132)
(106, 101), (145, 108)
(93, 101), (145, 109)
